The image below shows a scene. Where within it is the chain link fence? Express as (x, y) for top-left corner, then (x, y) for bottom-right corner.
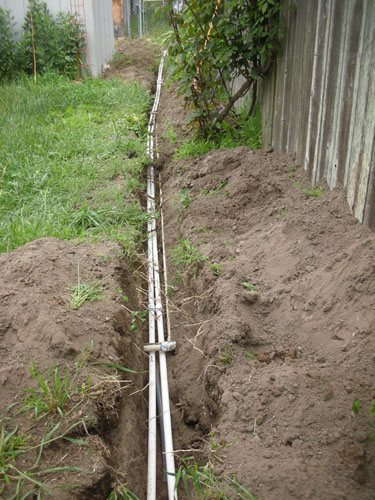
(123, 0), (170, 39)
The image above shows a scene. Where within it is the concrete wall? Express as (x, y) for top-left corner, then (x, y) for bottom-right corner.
(258, 0), (375, 229)
(0, 0), (114, 77)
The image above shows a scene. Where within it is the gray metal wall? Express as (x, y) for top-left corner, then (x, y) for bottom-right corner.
(258, 0), (375, 229)
(0, 0), (114, 77)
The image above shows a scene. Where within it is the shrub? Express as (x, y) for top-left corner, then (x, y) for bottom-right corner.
(17, 1), (85, 78)
(0, 8), (17, 80)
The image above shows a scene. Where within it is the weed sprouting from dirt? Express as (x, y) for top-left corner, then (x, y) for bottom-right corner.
(179, 188), (193, 210)
(240, 282), (258, 292)
(130, 310), (147, 332)
(219, 345), (234, 364)
(174, 457), (256, 499)
(294, 181), (323, 198)
(172, 238), (221, 279)
(19, 343), (93, 419)
(106, 485), (141, 500)
(203, 179), (229, 197)
(352, 399), (375, 442)
(68, 265), (105, 310)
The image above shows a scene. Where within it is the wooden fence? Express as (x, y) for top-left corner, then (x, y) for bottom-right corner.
(258, 0), (375, 228)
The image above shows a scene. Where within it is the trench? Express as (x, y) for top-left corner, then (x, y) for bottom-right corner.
(80, 52), (175, 500)
(79, 49), (224, 500)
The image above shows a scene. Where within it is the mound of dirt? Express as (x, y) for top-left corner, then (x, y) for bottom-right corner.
(0, 238), (148, 498)
(158, 82), (375, 498)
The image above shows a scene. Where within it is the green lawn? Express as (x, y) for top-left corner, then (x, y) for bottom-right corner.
(0, 74), (152, 256)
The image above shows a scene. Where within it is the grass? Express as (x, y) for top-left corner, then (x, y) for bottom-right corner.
(68, 265), (105, 310)
(0, 73), (152, 256)
(352, 399), (375, 442)
(1, 343), (141, 497)
(179, 188), (193, 210)
(203, 179), (229, 197)
(219, 345), (234, 364)
(174, 107), (262, 159)
(294, 181), (323, 198)
(175, 457), (256, 499)
(163, 121), (178, 144)
(0, 418), (87, 498)
(0, 419), (29, 487)
(19, 343), (92, 419)
(106, 486), (141, 500)
(172, 237), (221, 278)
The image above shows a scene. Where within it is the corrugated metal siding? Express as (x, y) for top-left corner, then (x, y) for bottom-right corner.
(258, 0), (375, 229)
(0, 0), (114, 78)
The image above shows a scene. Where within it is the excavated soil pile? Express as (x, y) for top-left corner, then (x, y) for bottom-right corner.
(158, 76), (375, 498)
(0, 238), (148, 499)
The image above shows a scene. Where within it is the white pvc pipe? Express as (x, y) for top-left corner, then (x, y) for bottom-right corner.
(147, 163), (157, 500)
(146, 51), (177, 500)
(159, 174), (173, 342)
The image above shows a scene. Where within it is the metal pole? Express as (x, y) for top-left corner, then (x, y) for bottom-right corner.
(138, 0), (143, 37)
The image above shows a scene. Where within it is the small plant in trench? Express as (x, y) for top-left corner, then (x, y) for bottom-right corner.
(174, 457), (256, 499)
(106, 486), (141, 500)
(219, 345), (234, 364)
(116, 287), (129, 303)
(130, 310), (147, 332)
(19, 343), (92, 419)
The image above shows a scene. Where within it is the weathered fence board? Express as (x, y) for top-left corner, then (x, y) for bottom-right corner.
(259, 0), (375, 229)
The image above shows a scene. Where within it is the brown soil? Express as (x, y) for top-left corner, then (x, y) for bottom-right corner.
(1, 39), (374, 500)
(102, 39), (160, 91)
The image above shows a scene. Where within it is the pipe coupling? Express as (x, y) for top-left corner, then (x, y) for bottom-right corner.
(144, 341), (176, 353)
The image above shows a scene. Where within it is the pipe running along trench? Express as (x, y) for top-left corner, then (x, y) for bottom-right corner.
(145, 50), (177, 500)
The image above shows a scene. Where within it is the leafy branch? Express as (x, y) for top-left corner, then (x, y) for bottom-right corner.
(165, 0), (283, 137)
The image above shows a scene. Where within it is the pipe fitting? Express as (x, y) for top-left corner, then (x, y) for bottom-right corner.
(144, 341), (177, 353)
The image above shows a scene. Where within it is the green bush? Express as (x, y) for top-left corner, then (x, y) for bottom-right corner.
(0, 1), (86, 81)
(0, 9), (17, 80)
(17, 1), (85, 78)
